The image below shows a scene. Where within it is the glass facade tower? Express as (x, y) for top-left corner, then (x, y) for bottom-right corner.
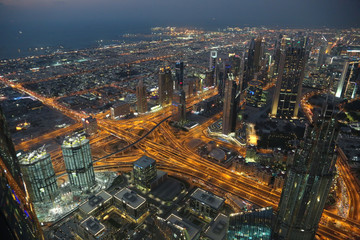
(274, 103), (339, 240)
(19, 148), (59, 202)
(62, 134), (96, 190)
(0, 105), (43, 239)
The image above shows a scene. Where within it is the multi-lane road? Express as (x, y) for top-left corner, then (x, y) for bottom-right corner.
(2, 67), (360, 239)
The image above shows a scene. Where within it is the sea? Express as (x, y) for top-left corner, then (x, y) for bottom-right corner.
(0, 22), (156, 60)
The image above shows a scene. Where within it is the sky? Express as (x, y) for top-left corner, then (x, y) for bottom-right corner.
(1, 0), (360, 29)
(1, 0), (360, 58)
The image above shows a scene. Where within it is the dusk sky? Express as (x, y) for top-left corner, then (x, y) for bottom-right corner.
(1, 0), (360, 58)
(1, 0), (360, 28)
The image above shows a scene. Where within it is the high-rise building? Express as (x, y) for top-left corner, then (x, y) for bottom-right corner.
(172, 89), (186, 122)
(82, 116), (98, 136)
(209, 50), (218, 71)
(228, 207), (273, 240)
(136, 79), (147, 113)
(133, 155), (157, 190)
(175, 61), (184, 89)
(0, 105), (43, 240)
(205, 70), (215, 87)
(246, 80), (264, 107)
(222, 73), (238, 135)
(158, 66), (173, 107)
(271, 39), (308, 119)
(19, 147), (59, 202)
(247, 37), (264, 75)
(273, 104), (339, 239)
(335, 60), (360, 99)
(317, 41), (327, 67)
(0, 105), (23, 188)
(62, 133), (96, 190)
(210, 51), (218, 88)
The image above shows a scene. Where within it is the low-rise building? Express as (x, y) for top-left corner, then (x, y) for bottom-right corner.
(79, 216), (106, 240)
(79, 190), (112, 217)
(110, 101), (130, 119)
(188, 188), (225, 219)
(114, 188), (148, 222)
(204, 213), (229, 240)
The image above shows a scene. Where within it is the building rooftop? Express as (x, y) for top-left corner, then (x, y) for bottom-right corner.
(19, 147), (49, 165)
(133, 155), (156, 169)
(114, 188), (146, 210)
(190, 188), (225, 210)
(80, 216), (106, 237)
(166, 214), (200, 240)
(209, 148), (226, 162)
(62, 133), (88, 148)
(79, 190), (112, 215)
(112, 100), (129, 108)
(204, 213), (229, 240)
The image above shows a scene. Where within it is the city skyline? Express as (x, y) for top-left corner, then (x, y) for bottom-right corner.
(0, 11), (360, 239)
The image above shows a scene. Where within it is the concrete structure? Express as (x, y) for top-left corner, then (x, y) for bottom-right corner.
(136, 79), (147, 113)
(110, 101), (130, 119)
(166, 214), (201, 240)
(189, 188), (225, 219)
(204, 213), (229, 240)
(79, 190), (112, 217)
(271, 39), (308, 119)
(62, 134), (96, 190)
(79, 216), (106, 240)
(19, 148), (59, 202)
(114, 188), (147, 222)
(82, 116), (98, 135)
(158, 66), (173, 107)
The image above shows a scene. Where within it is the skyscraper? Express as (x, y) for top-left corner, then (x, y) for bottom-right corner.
(271, 39), (308, 119)
(335, 60), (360, 99)
(0, 105), (23, 188)
(133, 155), (157, 191)
(19, 147), (59, 202)
(210, 51), (218, 88)
(209, 50), (218, 71)
(172, 89), (186, 122)
(222, 72), (238, 135)
(247, 37), (264, 76)
(273, 103), (338, 239)
(175, 61), (184, 89)
(136, 79), (147, 113)
(158, 66), (173, 107)
(317, 40), (327, 68)
(0, 105), (43, 239)
(62, 133), (96, 190)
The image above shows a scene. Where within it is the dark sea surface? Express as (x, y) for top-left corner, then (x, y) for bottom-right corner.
(0, 21), (154, 60)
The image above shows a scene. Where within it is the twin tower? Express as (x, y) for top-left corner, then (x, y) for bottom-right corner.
(19, 133), (95, 203)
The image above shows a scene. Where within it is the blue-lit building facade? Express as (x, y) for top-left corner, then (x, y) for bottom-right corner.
(228, 207), (273, 240)
(0, 105), (43, 239)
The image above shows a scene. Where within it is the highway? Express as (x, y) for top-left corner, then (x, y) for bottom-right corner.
(2, 66), (359, 239)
